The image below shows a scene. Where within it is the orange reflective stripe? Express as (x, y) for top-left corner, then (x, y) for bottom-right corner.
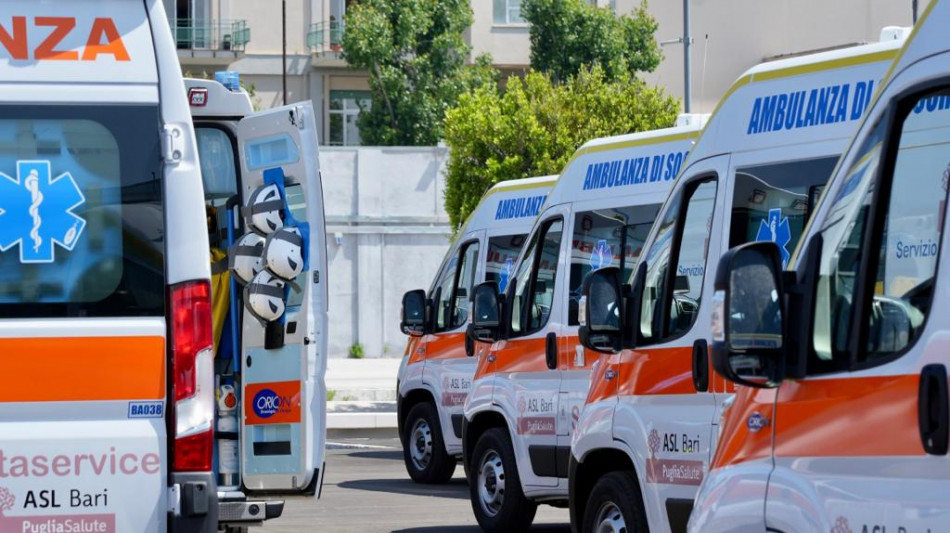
(773, 374), (922, 457)
(618, 346), (695, 396)
(406, 337), (425, 365)
(0, 336), (165, 402)
(711, 387), (776, 469)
(490, 337), (549, 374)
(585, 352), (621, 404)
(424, 331), (467, 361)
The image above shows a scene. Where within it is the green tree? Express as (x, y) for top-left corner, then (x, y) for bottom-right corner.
(341, 0), (495, 146)
(443, 67), (679, 230)
(521, 0), (662, 83)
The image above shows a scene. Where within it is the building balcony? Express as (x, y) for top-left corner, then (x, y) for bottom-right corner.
(175, 19), (250, 65)
(308, 20), (344, 55)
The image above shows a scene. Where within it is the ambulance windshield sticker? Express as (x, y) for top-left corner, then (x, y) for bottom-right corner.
(755, 208), (791, 267)
(0, 161), (85, 263)
(498, 257), (514, 292)
(589, 239), (613, 270)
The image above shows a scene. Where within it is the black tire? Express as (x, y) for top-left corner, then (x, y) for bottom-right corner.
(402, 402), (457, 484)
(469, 427), (537, 533)
(582, 471), (648, 533)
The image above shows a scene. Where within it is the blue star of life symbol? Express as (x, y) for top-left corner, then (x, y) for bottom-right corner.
(499, 257), (514, 292)
(590, 239), (612, 270)
(0, 160), (86, 264)
(755, 208), (791, 268)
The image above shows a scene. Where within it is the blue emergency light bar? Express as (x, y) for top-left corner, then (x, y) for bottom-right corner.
(215, 71), (241, 91)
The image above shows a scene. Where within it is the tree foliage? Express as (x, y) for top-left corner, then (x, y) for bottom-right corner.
(443, 67), (679, 230)
(521, 0), (662, 83)
(341, 0), (495, 146)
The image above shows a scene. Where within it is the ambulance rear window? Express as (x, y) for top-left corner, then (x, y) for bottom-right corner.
(0, 105), (164, 318)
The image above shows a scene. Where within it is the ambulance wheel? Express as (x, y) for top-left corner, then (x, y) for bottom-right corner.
(582, 471), (648, 533)
(469, 428), (537, 533)
(403, 402), (457, 484)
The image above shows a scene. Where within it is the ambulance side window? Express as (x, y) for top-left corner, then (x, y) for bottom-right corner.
(639, 178), (717, 344)
(433, 251), (459, 332)
(509, 231), (541, 336)
(812, 88), (950, 369)
(451, 241), (479, 329)
(510, 219), (563, 337)
(568, 205), (659, 325)
(433, 240), (478, 332)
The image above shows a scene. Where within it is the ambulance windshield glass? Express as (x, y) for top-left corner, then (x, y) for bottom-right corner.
(0, 105), (164, 318)
(485, 234), (526, 293)
(568, 204), (660, 325)
(730, 157), (837, 268)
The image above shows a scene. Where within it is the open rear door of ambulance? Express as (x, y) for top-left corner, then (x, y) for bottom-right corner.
(237, 102), (329, 495)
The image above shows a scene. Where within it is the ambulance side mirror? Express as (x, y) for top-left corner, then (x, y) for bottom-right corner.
(711, 242), (785, 389)
(401, 289), (428, 337)
(578, 267), (623, 354)
(470, 282), (502, 344)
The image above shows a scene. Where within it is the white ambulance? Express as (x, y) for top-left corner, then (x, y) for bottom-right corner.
(693, 1), (950, 531)
(460, 114), (708, 532)
(398, 175), (556, 483)
(185, 75), (328, 514)
(569, 30), (908, 533)
(0, 2), (320, 531)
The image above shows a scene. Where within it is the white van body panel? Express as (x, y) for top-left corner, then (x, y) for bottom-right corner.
(766, 50), (950, 533)
(0, 1), (210, 531)
(465, 121), (707, 506)
(398, 176), (555, 459)
(148, 0), (211, 286)
(572, 34), (907, 533)
(690, 3), (950, 531)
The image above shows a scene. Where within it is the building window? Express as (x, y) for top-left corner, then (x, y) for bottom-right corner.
(493, 0), (525, 24)
(328, 90), (370, 146)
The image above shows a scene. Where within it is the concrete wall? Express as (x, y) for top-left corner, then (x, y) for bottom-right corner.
(320, 147), (453, 358)
(632, 0), (931, 113)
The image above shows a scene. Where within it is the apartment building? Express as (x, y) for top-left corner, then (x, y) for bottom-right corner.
(167, 0), (927, 145)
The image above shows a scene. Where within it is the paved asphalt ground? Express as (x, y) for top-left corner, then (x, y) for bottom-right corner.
(259, 430), (572, 533)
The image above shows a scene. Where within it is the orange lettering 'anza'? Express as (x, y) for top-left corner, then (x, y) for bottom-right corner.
(82, 17), (130, 61)
(0, 16), (27, 60)
(35, 17), (79, 60)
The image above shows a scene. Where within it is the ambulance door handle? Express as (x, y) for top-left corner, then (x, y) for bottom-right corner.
(918, 364), (949, 455)
(545, 332), (557, 370)
(692, 339), (709, 392)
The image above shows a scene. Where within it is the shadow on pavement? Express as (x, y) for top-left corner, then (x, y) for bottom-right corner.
(337, 477), (470, 500)
(349, 450), (404, 461)
(392, 525), (571, 533)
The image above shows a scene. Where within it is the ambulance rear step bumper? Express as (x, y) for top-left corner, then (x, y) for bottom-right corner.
(217, 490), (284, 524)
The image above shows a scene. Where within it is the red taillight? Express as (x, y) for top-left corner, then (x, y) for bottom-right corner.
(169, 280), (214, 472)
(174, 429), (214, 472)
(171, 281), (212, 402)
